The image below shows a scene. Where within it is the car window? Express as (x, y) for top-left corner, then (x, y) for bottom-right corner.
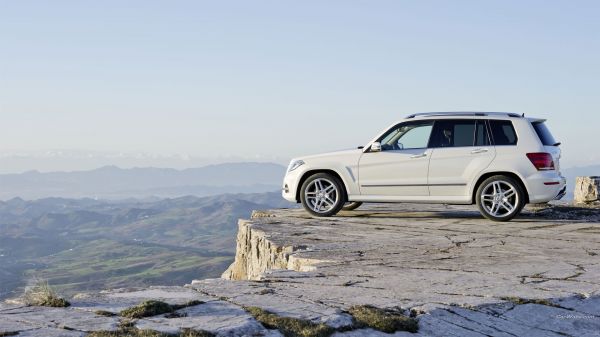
(489, 120), (518, 145)
(429, 120), (476, 148)
(532, 121), (557, 146)
(379, 122), (433, 151)
(474, 120), (490, 146)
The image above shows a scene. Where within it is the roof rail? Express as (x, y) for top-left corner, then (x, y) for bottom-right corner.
(405, 112), (522, 119)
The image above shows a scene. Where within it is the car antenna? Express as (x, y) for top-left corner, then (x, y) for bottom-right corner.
(521, 113), (525, 117)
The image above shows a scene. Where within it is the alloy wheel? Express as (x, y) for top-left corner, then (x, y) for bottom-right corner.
(480, 180), (519, 217)
(304, 178), (339, 213)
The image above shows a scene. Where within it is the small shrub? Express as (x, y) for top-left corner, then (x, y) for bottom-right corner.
(348, 305), (418, 333)
(245, 306), (334, 337)
(23, 281), (70, 308)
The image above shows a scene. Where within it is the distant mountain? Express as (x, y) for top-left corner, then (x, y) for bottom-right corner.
(562, 165), (600, 199)
(0, 192), (295, 299)
(0, 162), (286, 200)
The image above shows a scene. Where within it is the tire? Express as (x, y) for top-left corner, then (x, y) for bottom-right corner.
(342, 202), (363, 211)
(476, 175), (525, 221)
(300, 173), (346, 217)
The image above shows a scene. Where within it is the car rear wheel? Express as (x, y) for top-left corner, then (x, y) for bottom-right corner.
(300, 173), (345, 217)
(476, 175), (525, 221)
(342, 202), (363, 211)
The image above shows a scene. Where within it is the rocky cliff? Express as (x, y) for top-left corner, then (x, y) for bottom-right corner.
(2, 203), (600, 337)
(221, 211), (325, 281)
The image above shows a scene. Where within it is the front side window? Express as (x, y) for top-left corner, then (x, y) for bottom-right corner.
(379, 121), (433, 151)
(489, 120), (518, 145)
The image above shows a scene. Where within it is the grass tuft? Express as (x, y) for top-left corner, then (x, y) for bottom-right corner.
(120, 300), (204, 319)
(171, 300), (204, 311)
(120, 300), (173, 318)
(87, 327), (215, 337)
(23, 280), (70, 307)
(501, 296), (556, 307)
(95, 310), (118, 317)
(245, 306), (334, 337)
(347, 305), (418, 333)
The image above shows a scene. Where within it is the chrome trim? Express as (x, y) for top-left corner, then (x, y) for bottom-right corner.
(406, 111), (522, 119)
(361, 183), (467, 187)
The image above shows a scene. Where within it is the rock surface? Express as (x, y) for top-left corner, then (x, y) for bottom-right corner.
(574, 176), (600, 204)
(195, 203), (600, 336)
(2, 203), (600, 336)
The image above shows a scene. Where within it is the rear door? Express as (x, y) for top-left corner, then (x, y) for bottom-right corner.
(428, 119), (496, 197)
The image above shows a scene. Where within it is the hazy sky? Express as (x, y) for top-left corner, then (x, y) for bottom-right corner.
(1, 0), (599, 171)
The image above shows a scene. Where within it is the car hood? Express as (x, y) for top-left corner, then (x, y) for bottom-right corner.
(296, 148), (363, 162)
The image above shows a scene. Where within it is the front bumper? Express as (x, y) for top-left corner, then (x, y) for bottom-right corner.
(282, 169), (302, 202)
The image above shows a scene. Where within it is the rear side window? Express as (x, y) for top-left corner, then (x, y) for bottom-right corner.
(475, 120), (490, 146)
(532, 122), (557, 146)
(429, 119), (476, 148)
(489, 120), (518, 145)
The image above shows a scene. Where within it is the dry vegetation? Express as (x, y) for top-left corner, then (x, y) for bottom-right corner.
(348, 305), (419, 333)
(244, 306), (334, 337)
(500, 296), (557, 307)
(87, 327), (214, 337)
(22, 280), (70, 307)
(119, 300), (204, 319)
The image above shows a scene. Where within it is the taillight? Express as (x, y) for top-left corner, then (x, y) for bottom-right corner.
(526, 153), (555, 171)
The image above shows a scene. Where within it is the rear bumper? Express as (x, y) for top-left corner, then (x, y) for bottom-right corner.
(526, 172), (567, 203)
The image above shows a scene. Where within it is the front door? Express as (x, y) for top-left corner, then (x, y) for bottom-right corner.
(358, 121), (433, 197)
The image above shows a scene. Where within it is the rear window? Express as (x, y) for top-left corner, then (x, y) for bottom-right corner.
(532, 122), (557, 146)
(489, 120), (518, 145)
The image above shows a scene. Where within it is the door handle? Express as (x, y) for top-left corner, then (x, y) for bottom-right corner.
(471, 148), (489, 154)
(410, 153), (427, 158)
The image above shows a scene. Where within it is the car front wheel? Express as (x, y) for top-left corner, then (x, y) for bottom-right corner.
(476, 175), (525, 221)
(300, 173), (345, 217)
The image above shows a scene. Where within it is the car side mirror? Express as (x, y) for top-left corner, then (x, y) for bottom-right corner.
(370, 142), (381, 152)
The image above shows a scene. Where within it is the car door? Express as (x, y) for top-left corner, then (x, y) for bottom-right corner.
(358, 121), (433, 197)
(428, 119), (496, 197)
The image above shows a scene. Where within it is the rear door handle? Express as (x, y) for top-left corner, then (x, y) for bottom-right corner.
(410, 153), (427, 158)
(471, 148), (488, 154)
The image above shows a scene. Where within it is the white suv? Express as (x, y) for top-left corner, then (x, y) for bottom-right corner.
(282, 112), (566, 221)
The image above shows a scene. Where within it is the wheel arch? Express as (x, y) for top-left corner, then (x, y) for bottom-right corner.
(295, 169), (348, 203)
(471, 171), (530, 204)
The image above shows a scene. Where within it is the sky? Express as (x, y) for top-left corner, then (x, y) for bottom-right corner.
(1, 0), (599, 172)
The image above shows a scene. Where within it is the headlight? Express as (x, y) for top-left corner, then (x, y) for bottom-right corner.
(287, 160), (305, 172)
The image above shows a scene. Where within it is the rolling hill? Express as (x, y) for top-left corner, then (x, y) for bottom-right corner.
(0, 192), (294, 299)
